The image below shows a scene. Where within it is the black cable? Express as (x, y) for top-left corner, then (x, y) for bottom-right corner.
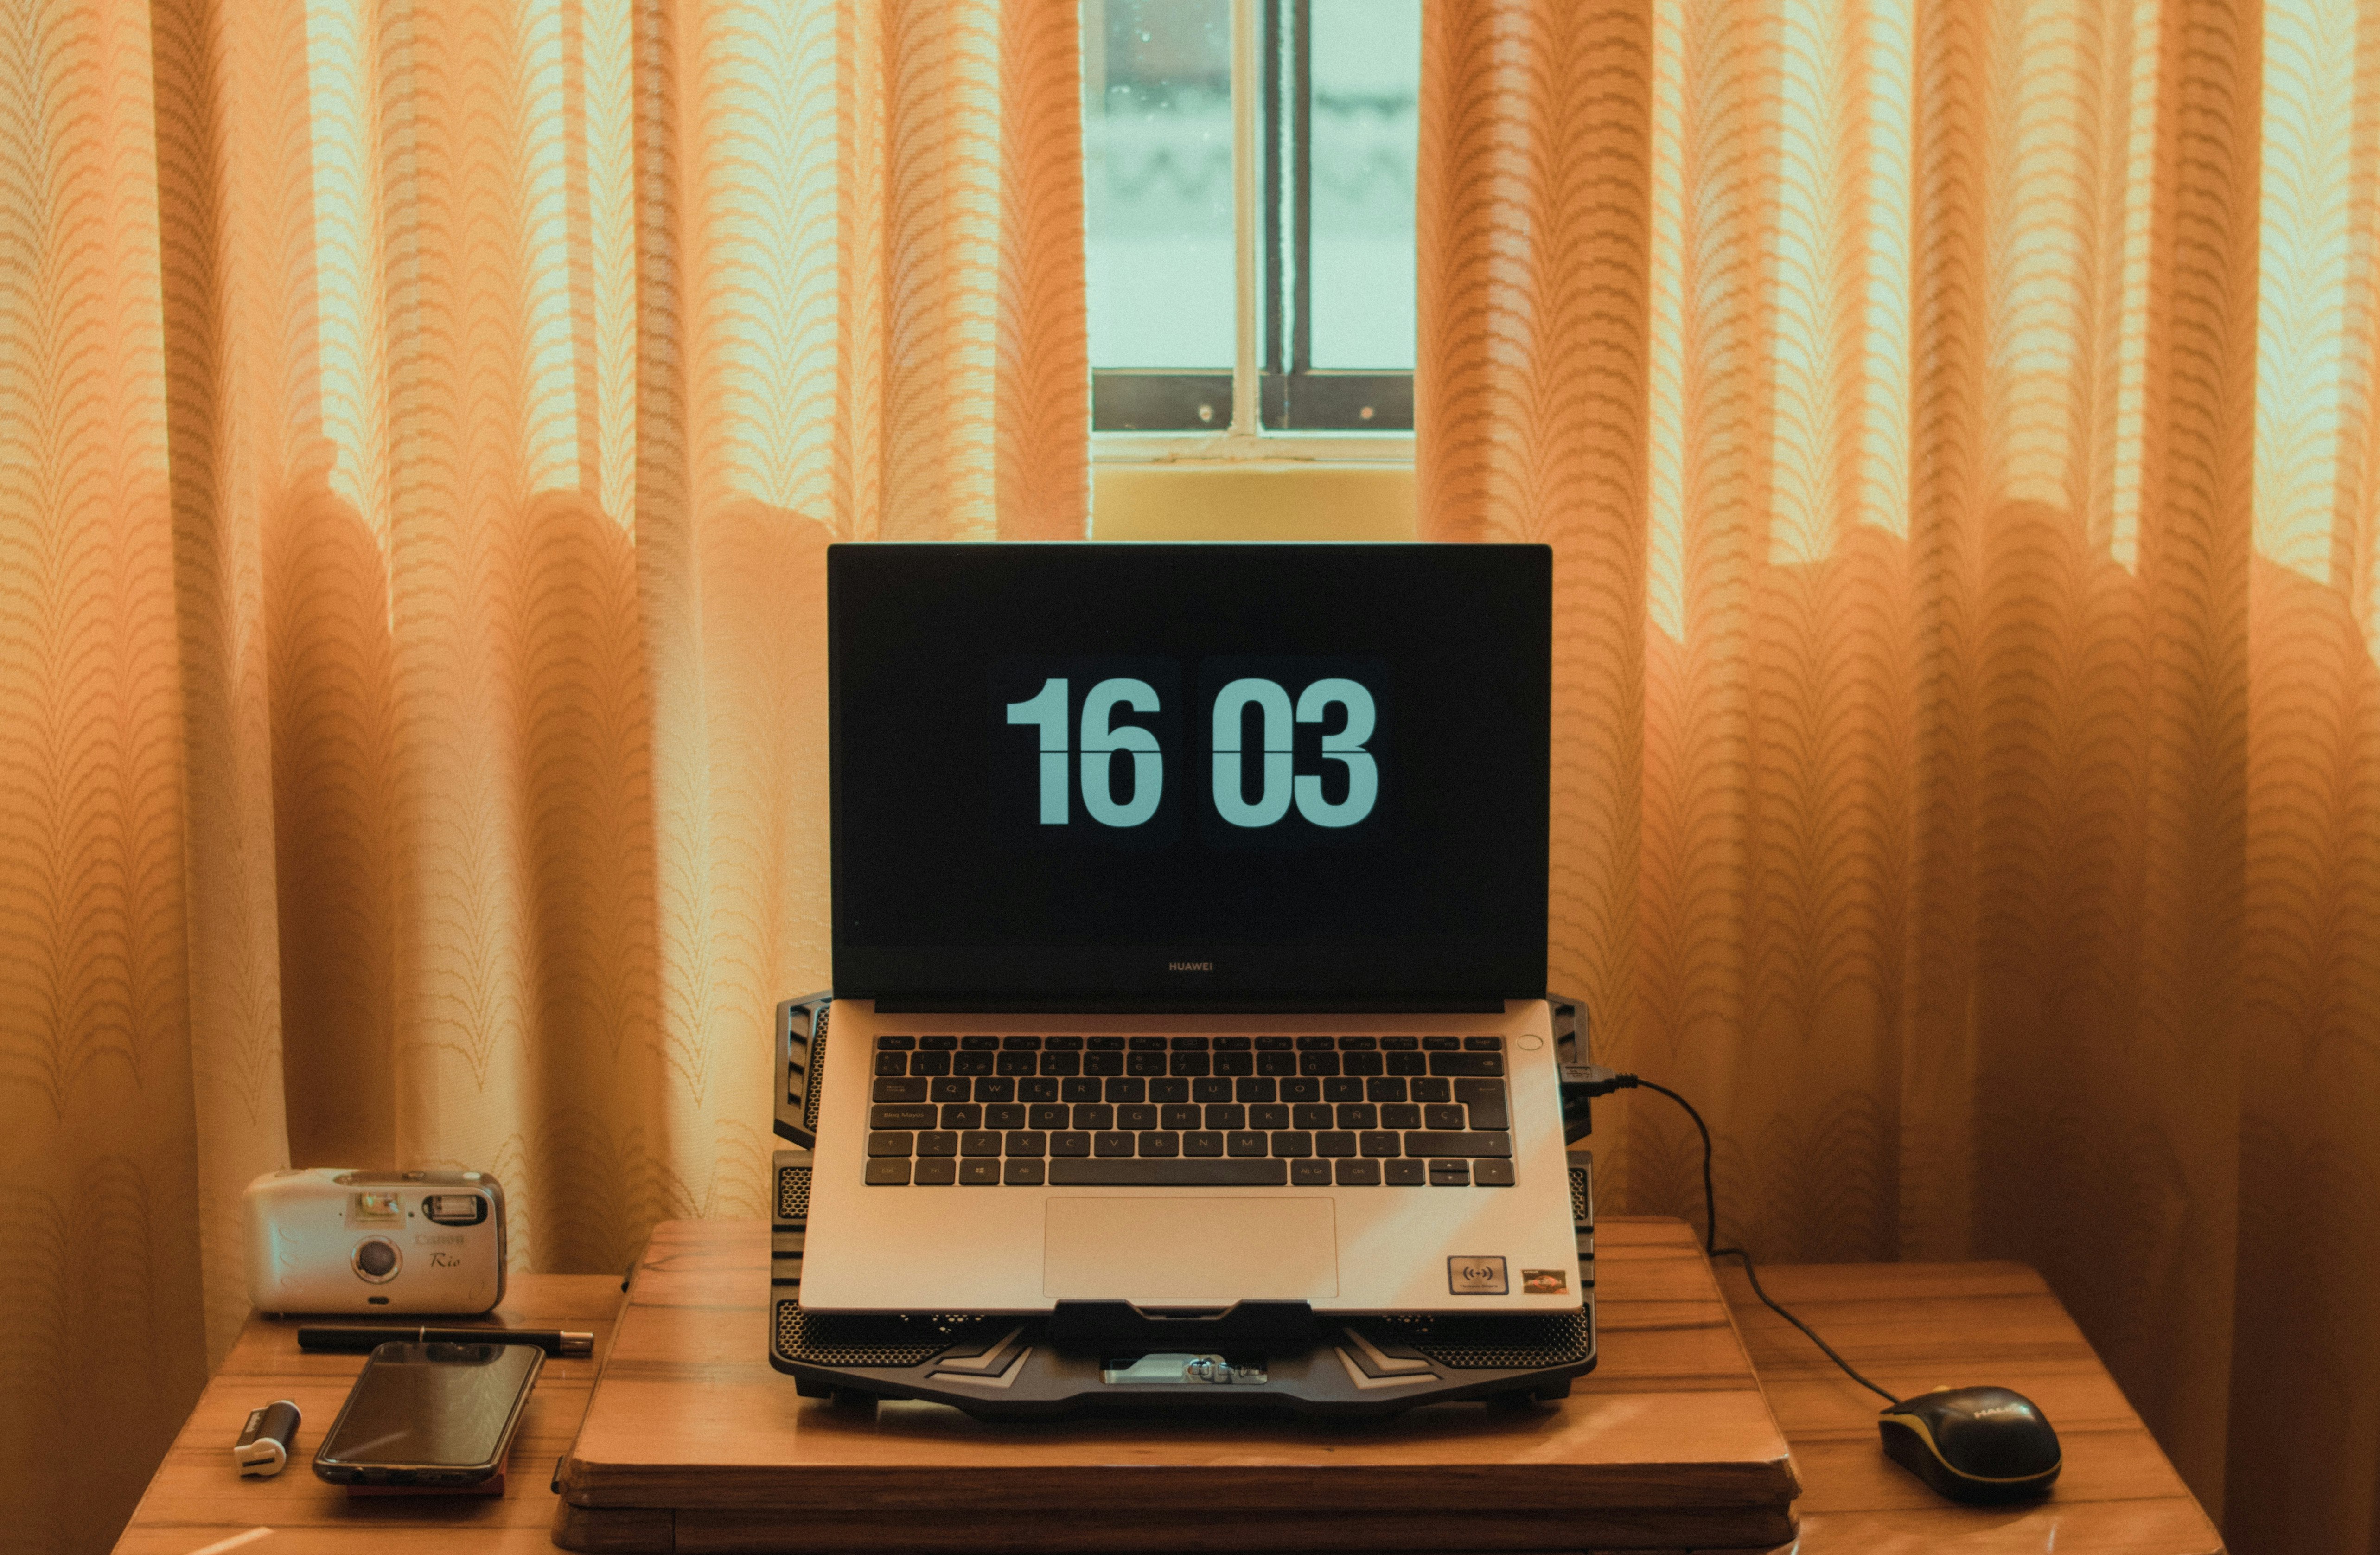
(1620, 1076), (1900, 1405)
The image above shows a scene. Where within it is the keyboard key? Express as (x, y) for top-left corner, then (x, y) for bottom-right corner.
(1049, 1131), (1091, 1157)
(1161, 1104), (1201, 1130)
(909, 1051), (951, 1076)
(1385, 1052), (1427, 1076)
(1422, 1036), (1461, 1050)
(1061, 1077), (1102, 1102)
(916, 1131), (957, 1157)
(1314, 1131), (1358, 1158)
(1296, 1035), (1335, 1051)
(1213, 1036), (1251, 1051)
(1183, 1130), (1224, 1157)
(1017, 1077), (1058, 1102)
(1086, 1036), (1125, 1050)
(1385, 1158), (1426, 1185)
(960, 1159), (1001, 1185)
(867, 1132), (913, 1157)
(1473, 1158), (1516, 1186)
(1148, 1078), (1190, 1103)
(1466, 1036), (1505, 1050)
(1272, 1131), (1313, 1157)
(1047, 1158), (1288, 1186)
(1322, 1077), (1364, 1102)
(1170, 1035), (1211, 1049)
(865, 1159), (911, 1185)
(930, 1077), (970, 1103)
(954, 1053), (995, 1076)
(874, 1052), (908, 1076)
(1359, 1130), (1401, 1157)
(1411, 1077), (1452, 1102)
(1424, 1104), (1467, 1130)
(1254, 1036), (1295, 1050)
(1299, 1052), (1341, 1076)
(1169, 1052), (1210, 1077)
(1039, 1051), (1080, 1076)
(1004, 1159), (1046, 1186)
(1429, 1052), (1505, 1076)
(914, 1158), (957, 1184)
(960, 1130), (1002, 1157)
(1029, 1103), (1069, 1130)
(869, 1104), (937, 1129)
(1205, 1103), (1245, 1130)
(1046, 1036), (1083, 1051)
(1129, 1036), (1168, 1051)
(918, 1035), (958, 1051)
(1291, 1159), (1333, 1186)
(1403, 1130), (1513, 1158)
(1227, 1130), (1268, 1156)
(1118, 1104), (1158, 1131)
(1379, 1035), (1419, 1050)
(983, 1104), (1027, 1130)
(1257, 1052), (1298, 1076)
(996, 1052), (1037, 1076)
(962, 1035), (1001, 1050)
(1341, 1051), (1384, 1076)
(1281, 1077), (1321, 1102)
(1335, 1158), (1382, 1185)
(1104, 1077), (1146, 1102)
(1249, 1104), (1290, 1130)
(1127, 1052), (1168, 1076)
(1381, 1104), (1422, 1129)
(1212, 1052), (1254, 1076)
(1002, 1034), (1042, 1049)
(1367, 1076), (1408, 1102)
(1338, 1035), (1378, 1050)
(1083, 1051), (1124, 1076)
(873, 1077), (928, 1103)
(1292, 1104), (1334, 1130)
(1236, 1077), (1277, 1102)
(941, 1103), (982, 1129)
(975, 1076), (1015, 1102)
(1336, 1104), (1377, 1130)
(1073, 1103), (1114, 1130)
(1093, 1131), (1135, 1157)
(1138, 1131), (1180, 1157)
(1428, 1159), (1471, 1186)
(876, 1035), (916, 1050)
(1191, 1078), (1232, 1103)
(1455, 1078), (1509, 1129)
(1005, 1131), (1046, 1156)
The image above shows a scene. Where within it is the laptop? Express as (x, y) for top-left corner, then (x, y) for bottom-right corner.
(798, 542), (1578, 1317)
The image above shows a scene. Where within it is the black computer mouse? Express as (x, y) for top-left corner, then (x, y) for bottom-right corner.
(1877, 1385), (2061, 1504)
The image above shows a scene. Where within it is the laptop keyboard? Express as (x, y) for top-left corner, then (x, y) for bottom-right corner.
(863, 1035), (1514, 1188)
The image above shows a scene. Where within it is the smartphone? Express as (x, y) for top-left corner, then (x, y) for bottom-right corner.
(311, 1340), (542, 1486)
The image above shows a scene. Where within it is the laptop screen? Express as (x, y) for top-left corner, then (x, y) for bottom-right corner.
(828, 543), (1548, 1005)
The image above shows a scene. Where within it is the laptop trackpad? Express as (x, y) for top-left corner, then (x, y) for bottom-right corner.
(1042, 1197), (1340, 1301)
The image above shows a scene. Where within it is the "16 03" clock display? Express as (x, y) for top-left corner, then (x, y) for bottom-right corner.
(1004, 674), (1378, 830)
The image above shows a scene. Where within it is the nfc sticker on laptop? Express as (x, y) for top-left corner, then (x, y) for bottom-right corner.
(1448, 1256), (1508, 1294)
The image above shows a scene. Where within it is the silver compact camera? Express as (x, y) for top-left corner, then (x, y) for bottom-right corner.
(243, 1169), (506, 1315)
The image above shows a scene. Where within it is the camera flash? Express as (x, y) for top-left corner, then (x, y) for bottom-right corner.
(233, 1399), (301, 1477)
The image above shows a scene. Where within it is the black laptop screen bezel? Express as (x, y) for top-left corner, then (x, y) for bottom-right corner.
(827, 543), (1550, 1007)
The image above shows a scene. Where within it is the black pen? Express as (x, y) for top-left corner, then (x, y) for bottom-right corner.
(297, 1324), (593, 1357)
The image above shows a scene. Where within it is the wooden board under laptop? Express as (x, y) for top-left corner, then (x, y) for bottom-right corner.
(551, 1217), (1799, 1553)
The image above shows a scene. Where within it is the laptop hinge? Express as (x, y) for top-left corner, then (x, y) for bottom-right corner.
(1045, 1300), (1324, 1351)
(869, 996), (1515, 1016)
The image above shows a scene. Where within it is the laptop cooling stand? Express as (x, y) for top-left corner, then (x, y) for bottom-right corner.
(765, 1147), (1598, 1419)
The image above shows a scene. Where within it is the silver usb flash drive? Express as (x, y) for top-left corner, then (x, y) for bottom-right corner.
(233, 1400), (301, 1477)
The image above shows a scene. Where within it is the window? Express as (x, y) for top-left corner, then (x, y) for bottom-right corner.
(1084, 0), (1421, 440)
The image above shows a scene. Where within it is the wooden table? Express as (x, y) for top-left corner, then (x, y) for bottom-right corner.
(112, 1220), (2221, 1555)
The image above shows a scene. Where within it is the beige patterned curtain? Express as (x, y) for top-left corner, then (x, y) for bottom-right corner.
(0, 0), (1084, 1548)
(1421, 0), (2379, 1548)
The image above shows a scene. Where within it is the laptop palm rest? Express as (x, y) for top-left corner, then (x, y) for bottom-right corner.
(1043, 1198), (1340, 1301)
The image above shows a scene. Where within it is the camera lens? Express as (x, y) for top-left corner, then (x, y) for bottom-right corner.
(351, 1237), (401, 1282)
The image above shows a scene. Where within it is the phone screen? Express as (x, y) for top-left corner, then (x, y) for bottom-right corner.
(317, 1342), (541, 1472)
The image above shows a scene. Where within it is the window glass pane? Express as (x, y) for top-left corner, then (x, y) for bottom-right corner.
(1307, 0), (1417, 370)
(1085, 0), (1235, 369)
